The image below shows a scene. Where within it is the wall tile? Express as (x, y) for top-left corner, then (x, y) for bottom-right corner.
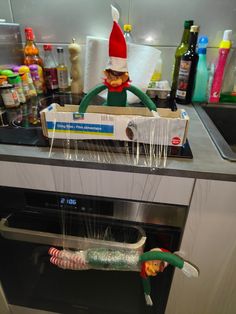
(11, 0), (130, 44)
(10, 0), (236, 46)
(11, 0), (235, 84)
(36, 44), (226, 87)
(131, 0), (236, 47)
(0, 0), (13, 23)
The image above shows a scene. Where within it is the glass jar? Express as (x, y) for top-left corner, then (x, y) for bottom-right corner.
(0, 84), (20, 108)
(0, 75), (8, 86)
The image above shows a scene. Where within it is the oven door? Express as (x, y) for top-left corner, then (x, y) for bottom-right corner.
(0, 206), (182, 314)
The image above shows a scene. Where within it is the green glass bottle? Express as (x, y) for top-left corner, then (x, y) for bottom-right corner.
(171, 20), (194, 95)
(175, 25), (200, 104)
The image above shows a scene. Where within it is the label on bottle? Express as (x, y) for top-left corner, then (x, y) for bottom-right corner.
(176, 60), (192, 99)
(15, 84), (26, 103)
(2, 90), (20, 108)
(44, 68), (58, 90)
(57, 68), (69, 89)
(22, 82), (30, 97)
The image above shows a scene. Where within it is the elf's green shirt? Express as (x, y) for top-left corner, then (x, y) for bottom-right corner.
(79, 84), (156, 113)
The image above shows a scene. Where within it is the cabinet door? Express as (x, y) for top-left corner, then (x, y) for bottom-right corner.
(0, 283), (9, 314)
(166, 179), (236, 314)
(0, 161), (194, 206)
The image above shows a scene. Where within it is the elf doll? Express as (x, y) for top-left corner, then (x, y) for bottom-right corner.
(79, 5), (157, 113)
(49, 246), (199, 306)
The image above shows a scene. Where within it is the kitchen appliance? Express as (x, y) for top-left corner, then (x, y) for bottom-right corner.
(0, 186), (188, 314)
(0, 22), (23, 68)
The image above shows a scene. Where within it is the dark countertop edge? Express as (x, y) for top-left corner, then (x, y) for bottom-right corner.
(0, 153), (236, 182)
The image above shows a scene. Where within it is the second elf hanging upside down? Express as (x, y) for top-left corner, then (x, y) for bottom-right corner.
(79, 5), (157, 114)
(49, 246), (199, 306)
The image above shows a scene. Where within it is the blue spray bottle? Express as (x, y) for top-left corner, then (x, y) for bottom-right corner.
(192, 36), (209, 102)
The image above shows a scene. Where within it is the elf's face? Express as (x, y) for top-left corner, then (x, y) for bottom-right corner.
(144, 260), (165, 277)
(104, 69), (129, 87)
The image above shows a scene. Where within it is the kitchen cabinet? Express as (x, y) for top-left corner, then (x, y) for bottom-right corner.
(166, 179), (236, 314)
(0, 161), (194, 206)
(0, 160), (195, 314)
(1, 158), (236, 313)
(0, 283), (9, 314)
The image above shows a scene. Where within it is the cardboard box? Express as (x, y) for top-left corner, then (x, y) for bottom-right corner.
(40, 104), (189, 147)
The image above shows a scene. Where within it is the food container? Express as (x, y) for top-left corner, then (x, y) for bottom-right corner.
(40, 103), (189, 147)
(0, 84), (20, 108)
(147, 80), (171, 100)
(0, 75), (8, 86)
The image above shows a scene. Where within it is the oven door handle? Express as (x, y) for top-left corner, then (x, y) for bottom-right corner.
(0, 217), (146, 252)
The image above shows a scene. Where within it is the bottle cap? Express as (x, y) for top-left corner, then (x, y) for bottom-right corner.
(8, 74), (21, 84)
(12, 66), (21, 73)
(0, 69), (14, 76)
(43, 44), (53, 51)
(29, 64), (38, 71)
(198, 35), (208, 48)
(25, 27), (34, 40)
(222, 30), (232, 41)
(184, 20), (194, 29)
(124, 24), (132, 32)
(57, 47), (64, 53)
(190, 25), (199, 33)
(198, 36), (208, 54)
(18, 65), (30, 73)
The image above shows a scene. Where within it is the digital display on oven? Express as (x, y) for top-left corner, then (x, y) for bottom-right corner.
(60, 197), (77, 206)
(58, 195), (113, 215)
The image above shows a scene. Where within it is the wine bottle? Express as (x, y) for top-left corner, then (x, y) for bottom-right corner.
(175, 25), (199, 104)
(171, 20), (194, 95)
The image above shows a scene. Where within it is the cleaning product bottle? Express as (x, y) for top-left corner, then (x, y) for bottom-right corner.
(192, 36), (209, 102)
(209, 30), (232, 103)
(123, 24), (134, 43)
(175, 25), (199, 104)
(171, 20), (194, 95)
(220, 48), (236, 102)
(149, 52), (162, 88)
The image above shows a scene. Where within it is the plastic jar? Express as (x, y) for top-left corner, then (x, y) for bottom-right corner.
(0, 84), (20, 108)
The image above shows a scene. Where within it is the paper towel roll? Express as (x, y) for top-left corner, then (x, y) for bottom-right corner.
(84, 36), (161, 104)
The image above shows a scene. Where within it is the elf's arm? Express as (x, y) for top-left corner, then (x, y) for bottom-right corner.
(127, 85), (157, 112)
(79, 84), (107, 113)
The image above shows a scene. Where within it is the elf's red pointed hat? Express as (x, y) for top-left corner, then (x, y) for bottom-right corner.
(106, 5), (128, 72)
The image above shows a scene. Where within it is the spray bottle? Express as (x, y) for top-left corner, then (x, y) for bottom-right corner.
(192, 36), (209, 102)
(209, 30), (232, 103)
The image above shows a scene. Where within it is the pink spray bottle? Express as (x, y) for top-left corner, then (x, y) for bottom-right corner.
(209, 30), (232, 103)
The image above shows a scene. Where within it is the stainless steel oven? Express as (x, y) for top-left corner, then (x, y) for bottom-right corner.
(0, 186), (188, 314)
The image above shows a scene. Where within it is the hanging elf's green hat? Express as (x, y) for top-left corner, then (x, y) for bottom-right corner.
(139, 249), (199, 306)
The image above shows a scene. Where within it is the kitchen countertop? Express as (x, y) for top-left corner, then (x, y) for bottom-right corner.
(0, 104), (236, 182)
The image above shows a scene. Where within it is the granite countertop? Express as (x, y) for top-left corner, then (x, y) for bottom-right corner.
(0, 103), (236, 182)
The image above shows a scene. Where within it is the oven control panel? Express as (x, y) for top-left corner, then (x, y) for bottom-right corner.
(24, 190), (114, 216)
